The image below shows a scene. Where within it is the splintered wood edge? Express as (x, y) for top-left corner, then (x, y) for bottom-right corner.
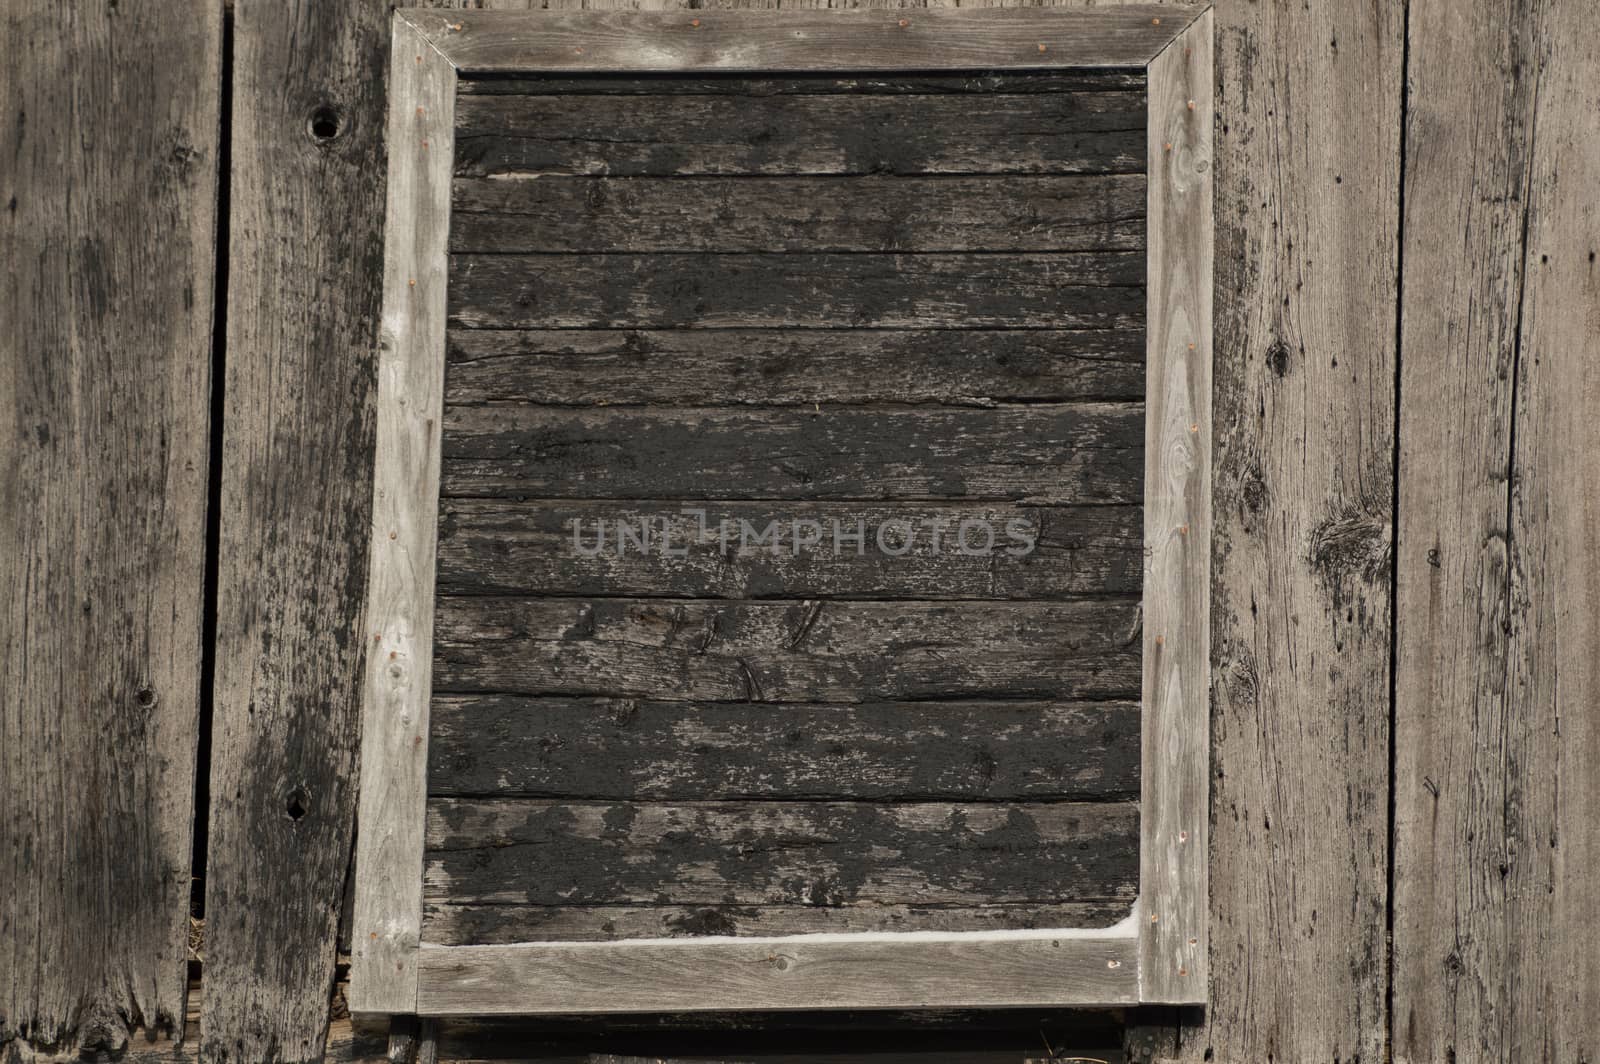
(414, 927), (1140, 1015)
(1138, 7), (1213, 1007)
(349, 12), (457, 1016)
(397, 5), (1203, 74)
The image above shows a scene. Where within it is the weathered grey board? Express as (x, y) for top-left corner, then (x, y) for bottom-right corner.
(437, 501), (1143, 599)
(455, 91), (1144, 178)
(0, 3), (219, 1052)
(425, 800), (1139, 908)
(453, 174), (1145, 254)
(201, 0), (393, 1057)
(428, 695), (1140, 799)
(444, 328), (1145, 406)
(415, 932), (1139, 1014)
(1391, 0), (1600, 1060)
(440, 404), (1143, 503)
(406, 5), (1194, 73)
(349, 12), (459, 1017)
(424, 901), (1134, 948)
(450, 253), (1143, 330)
(1129, 0), (1402, 1057)
(1136, 8), (1211, 1004)
(432, 597), (1141, 702)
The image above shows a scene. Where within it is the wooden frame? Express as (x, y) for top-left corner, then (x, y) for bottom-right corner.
(352, 4), (1212, 1017)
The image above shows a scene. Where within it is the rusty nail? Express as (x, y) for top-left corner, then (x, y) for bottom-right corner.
(1189, 423), (1200, 433)
(1151, 914), (1160, 923)
(691, 18), (701, 26)
(1156, 635), (1165, 647)
(1180, 830), (1190, 842)
(1188, 99), (1196, 111)
(1179, 966), (1189, 976)
(1107, 960), (1122, 969)
(408, 278), (416, 287)
(1189, 938), (1198, 946)
(1179, 523), (1190, 534)
(1152, 16), (1161, 25)
(1165, 141), (1174, 152)
(898, 18), (909, 27)
(575, 47), (583, 54)
(389, 531), (398, 539)
(1038, 43), (1048, 53)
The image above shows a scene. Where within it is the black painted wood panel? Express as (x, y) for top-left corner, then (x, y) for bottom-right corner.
(444, 328), (1145, 406)
(454, 90), (1145, 177)
(428, 71), (1146, 946)
(437, 500), (1143, 599)
(428, 695), (1140, 800)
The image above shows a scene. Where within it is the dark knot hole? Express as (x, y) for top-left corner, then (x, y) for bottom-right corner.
(307, 106), (341, 142)
(285, 787), (310, 822)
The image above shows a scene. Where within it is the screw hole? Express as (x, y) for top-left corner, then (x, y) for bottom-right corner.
(308, 106), (341, 142)
(285, 787), (310, 822)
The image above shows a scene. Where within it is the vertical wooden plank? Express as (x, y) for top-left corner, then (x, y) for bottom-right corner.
(350, 13), (456, 1016)
(1393, 0), (1600, 1059)
(0, 1), (219, 1053)
(1138, 10), (1212, 1005)
(201, 0), (390, 1059)
(1137, 0), (1403, 1057)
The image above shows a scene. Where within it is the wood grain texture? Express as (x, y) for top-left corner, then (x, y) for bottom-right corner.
(450, 252), (1143, 331)
(423, 901), (1132, 946)
(201, 0), (393, 1057)
(349, 14), (457, 1017)
(1137, 10), (1211, 1005)
(0, 2), (219, 1052)
(454, 89), (1145, 178)
(457, 71), (1147, 95)
(425, 799), (1139, 909)
(428, 695), (1140, 799)
(432, 597), (1142, 702)
(415, 933), (1138, 1015)
(407, 5), (1199, 73)
(1132, 0), (1402, 1057)
(1391, 0), (1600, 1059)
(451, 174), (1147, 254)
(440, 403), (1143, 503)
(437, 500), (1142, 599)
(445, 328), (1145, 407)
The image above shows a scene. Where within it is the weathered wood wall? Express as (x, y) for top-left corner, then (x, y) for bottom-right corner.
(3, 0), (1596, 1062)
(0, 2), (220, 1055)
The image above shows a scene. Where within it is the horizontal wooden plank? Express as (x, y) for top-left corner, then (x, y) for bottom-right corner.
(437, 501), (1143, 599)
(405, 5), (1197, 75)
(440, 403), (1143, 503)
(428, 695), (1140, 800)
(449, 253), (1144, 331)
(444, 328), (1145, 406)
(422, 900), (1132, 946)
(431, 597), (1142, 702)
(424, 800), (1140, 907)
(451, 175), (1146, 254)
(456, 72), (1146, 96)
(453, 92), (1144, 177)
(414, 932), (1139, 1015)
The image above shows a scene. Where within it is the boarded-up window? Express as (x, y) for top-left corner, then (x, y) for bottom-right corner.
(354, 5), (1212, 1018)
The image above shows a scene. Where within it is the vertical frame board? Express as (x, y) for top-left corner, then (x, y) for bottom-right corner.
(349, 14), (457, 1016)
(1139, 9), (1213, 1005)
(352, 4), (1213, 1017)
